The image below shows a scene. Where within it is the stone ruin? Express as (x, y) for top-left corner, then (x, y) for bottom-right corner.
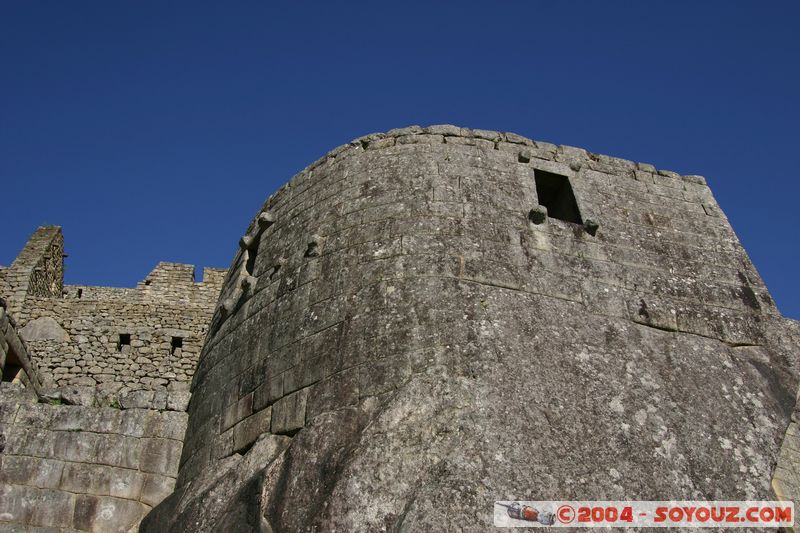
(0, 226), (225, 530)
(2, 125), (800, 531)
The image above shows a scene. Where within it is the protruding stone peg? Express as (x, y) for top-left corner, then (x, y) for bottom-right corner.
(518, 150), (531, 163)
(220, 298), (235, 317)
(241, 275), (257, 292)
(528, 205), (548, 225)
(239, 235), (255, 250)
(257, 211), (276, 228)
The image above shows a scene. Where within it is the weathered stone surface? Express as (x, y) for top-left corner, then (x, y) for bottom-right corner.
(60, 386), (97, 406)
(270, 388), (307, 435)
(0, 399), (186, 532)
(19, 316), (68, 342)
(233, 406), (272, 453)
(140, 434), (290, 532)
(141, 126), (800, 532)
(166, 390), (190, 412)
(2, 226), (224, 395)
(140, 473), (176, 507)
(74, 494), (148, 533)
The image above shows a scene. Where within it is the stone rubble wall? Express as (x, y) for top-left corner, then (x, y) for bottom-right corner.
(9, 262), (226, 396)
(0, 386), (186, 532)
(143, 126), (800, 531)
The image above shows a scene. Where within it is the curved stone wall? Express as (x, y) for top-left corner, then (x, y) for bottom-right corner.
(143, 125), (800, 531)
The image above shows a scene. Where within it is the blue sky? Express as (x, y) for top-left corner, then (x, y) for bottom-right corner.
(2, 2), (798, 318)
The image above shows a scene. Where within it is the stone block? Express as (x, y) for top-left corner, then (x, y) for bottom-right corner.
(60, 386), (97, 406)
(94, 433), (142, 469)
(222, 392), (253, 432)
(253, 373), (284, 411)
(424, 124), (461, 136)
(139, 437), (182, 476)
(13, 428), (58, 457)
(141, 410), (166, 438)
(19, 316), (69, 342)
(0, 484), (34, 525)
(386, 125), (423, 137)
(0, 456), (64, 489)
(157, 410), (188, 441)
(683, 174), (706, 185)
(166, 391), (191, 411)
(115, 409), (150, 437)
(28, 488), (75, 529)
(271, 387), (309, 435)
(60, 462), (144, 500)
(14, 402), (55, 428)
(140, 473), (176, 507)
(119, 389), (166, 410)
(471, 128), (500, 141)
(0, 399), (19, 424)
(73, 494), (148, 533)
(233, 406), (272, 453)
(211, 426), (234, 460)
(53, 431), (101, 463)
(49, 405), (90, 431)
(307, 369), (359, 419)
(85, 408), (124, 434)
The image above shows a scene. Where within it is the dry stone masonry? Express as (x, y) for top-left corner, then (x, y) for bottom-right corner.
(3, 125), (800, 532)
(4, 227), (224, 400)
(0, 386), (185, 532)
(0, 226), (224, 531)
(138, 125), (800, 531)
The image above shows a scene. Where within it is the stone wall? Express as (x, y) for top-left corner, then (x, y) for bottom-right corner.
(1, 226), (64, 317)
(10, 261), (225, 396)
(0, 226), (225, 532)
(0, 304), (44, 394)
(144, 125), (800, 531)
(0, 386), (185, 532)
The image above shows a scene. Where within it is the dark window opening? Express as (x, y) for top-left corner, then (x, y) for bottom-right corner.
(144, 280), (152, 286)
(118, 333), (131, 351)
(77, 288), (83, 298)
(534, 169), (583, 224)
(2, 363), (22, 382)
(171, 336), (183, 355)
(245, 239), (260, 276)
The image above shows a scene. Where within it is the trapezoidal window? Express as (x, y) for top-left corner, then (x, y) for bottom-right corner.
(118, 333), (131, 352)
(2, 350), (23, 383)
(171, 336), (183, 355)
(534, 169), (583, 224)
(2, 363), (22, 382)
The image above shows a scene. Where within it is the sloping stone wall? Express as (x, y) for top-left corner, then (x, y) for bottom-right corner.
(1, 226), (63, 317)
(0, 387), (186, 532)
(144, 126), (800, 531)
